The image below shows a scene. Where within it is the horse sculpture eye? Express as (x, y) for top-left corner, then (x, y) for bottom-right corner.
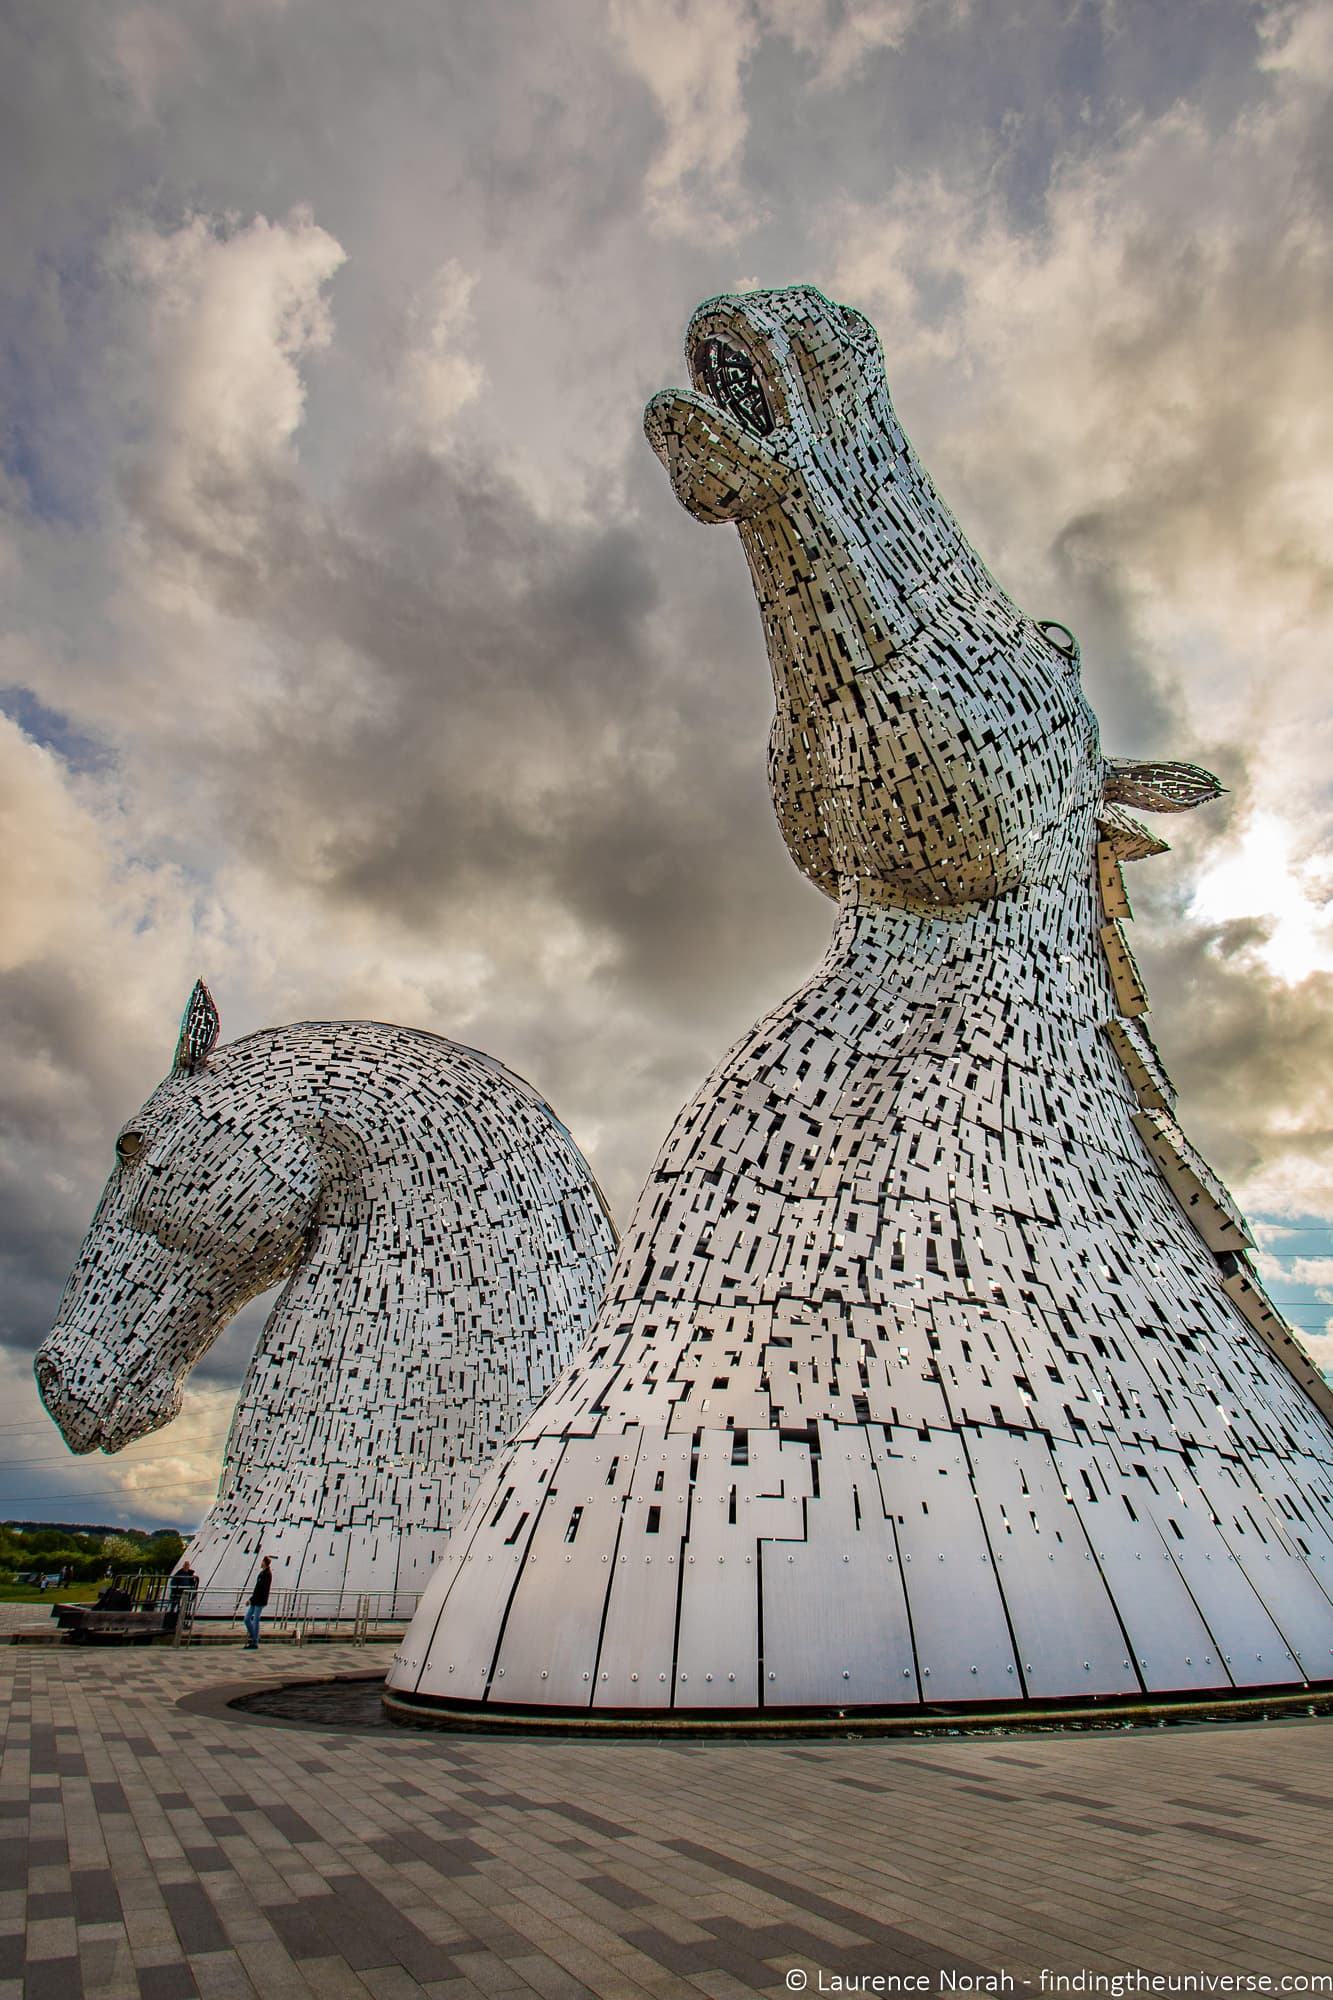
(1037, 619), (1081, 669)
(115, 1131), (145, 1167)
(694, 338), (775, 439)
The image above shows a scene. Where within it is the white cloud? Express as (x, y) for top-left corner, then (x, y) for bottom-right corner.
(607, 0), (964, 238)
(765, 0), (961, 86)
(104, 6), (196, 122)
(393, 259), (485, 451)
(1257, 0), (1333, 80)
(112, 206), (345, 562)
(1281, 1258), (1333, 1292)
(1191, 812), (1333, 985)
(0, 714), (209, 1067)
(609, 0), (762, 239)
(0, 721), (110, 975)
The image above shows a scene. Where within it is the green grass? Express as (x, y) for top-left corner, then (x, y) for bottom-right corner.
(0, 1580), (104, 1604)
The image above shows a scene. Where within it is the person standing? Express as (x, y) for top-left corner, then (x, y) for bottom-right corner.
(168, 1562), (198, 1610)
(168, 1562), (198, 1629)
(243, 1556), (273, 1649)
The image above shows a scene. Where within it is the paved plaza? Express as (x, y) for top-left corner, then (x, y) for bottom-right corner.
(2, 1641), (1331, 2000)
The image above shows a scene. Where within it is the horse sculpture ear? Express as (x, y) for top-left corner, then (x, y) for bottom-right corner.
(1102, 759), (1225, 814)
(173, 979), (220, 1074)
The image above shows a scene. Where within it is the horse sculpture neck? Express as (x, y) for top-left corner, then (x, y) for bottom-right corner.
(194, 1027), (614, 1598)
(560, 861), (1124, 1429)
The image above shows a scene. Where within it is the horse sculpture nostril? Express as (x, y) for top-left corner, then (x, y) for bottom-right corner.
(693, 337), (774, 438)
(34, 1353), (62, 1412)
(35, 1349), (103, 1455)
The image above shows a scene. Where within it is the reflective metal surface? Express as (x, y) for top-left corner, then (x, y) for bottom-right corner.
(37, 1006), (615, 1601)
(388, 284), (1333, 1714)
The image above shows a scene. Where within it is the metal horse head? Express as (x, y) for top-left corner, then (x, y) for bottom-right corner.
(35, 984), (318, 1453)
(646, 284), (1220, 907)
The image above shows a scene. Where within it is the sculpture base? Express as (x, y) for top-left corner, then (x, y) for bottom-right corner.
(381, 1680), (1333, 1739)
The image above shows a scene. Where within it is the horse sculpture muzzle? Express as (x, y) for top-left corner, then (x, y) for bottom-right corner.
(37, 1246), (202, 1455)
(36, 995), (320, 1462)
(35, 1336), (184, 1455)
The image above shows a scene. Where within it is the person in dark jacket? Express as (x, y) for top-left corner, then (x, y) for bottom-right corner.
(168, 1563), (198, 1610)
(243, 1556), (273, 1649)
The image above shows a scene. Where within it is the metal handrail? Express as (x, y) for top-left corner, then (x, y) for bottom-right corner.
(170, 1585), (422, 1644)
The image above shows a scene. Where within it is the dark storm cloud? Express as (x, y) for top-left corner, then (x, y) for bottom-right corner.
(118, 411), (820, 1016)
(1136, 906), (1333, 1209)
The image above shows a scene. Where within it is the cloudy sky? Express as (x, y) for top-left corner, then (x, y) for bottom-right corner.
(3, 0), (1332, 1531)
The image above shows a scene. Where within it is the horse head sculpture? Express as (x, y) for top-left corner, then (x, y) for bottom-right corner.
(36, 983), (317, 1454)
(646, 284), (1217, 907)
(389, 287), (1333, 1723)
(37, 987), (617, 1596)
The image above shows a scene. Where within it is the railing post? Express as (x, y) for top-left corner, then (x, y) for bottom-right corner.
(172, 1591), (196, 1647)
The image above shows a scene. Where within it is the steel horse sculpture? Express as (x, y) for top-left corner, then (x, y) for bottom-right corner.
(37, 985), (616, 1599)
(389, 286), (1333, 1723)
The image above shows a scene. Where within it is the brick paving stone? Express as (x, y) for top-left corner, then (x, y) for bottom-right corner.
(190, 1958), (262, 2000)
(5, 1647), (1333, 1995)
(230, 1938), (317, 1997)
(22, 1955), (83, 2000)
(135, 1965), (200, 2000)
(449, 1952), (538, 1994)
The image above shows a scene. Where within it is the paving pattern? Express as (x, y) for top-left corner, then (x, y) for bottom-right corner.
(4, 1642), (1333, 1998)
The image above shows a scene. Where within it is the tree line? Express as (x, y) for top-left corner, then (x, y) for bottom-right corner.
(0, 1521), (186, 1583)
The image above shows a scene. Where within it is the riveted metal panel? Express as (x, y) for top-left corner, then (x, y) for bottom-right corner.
(402, 1435), (565, 1700)
(966, 1428), (1137, 1697)
(1186, 1453), (1333, 1678)
(491, 1436), (639, 1705)
(673, 1430), (766, 1706)
(873, 1428), (1019, 1700)
(593, 1429), (692, 1707)
(1250, 1450), (1333, 1574)
(1120, 1448), (1292, 1686)
(762, 1424), (918, 1705)
(1052, 1439), (1227, 1691)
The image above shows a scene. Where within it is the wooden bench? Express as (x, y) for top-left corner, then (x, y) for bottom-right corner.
(52, 1605), (177, 1643)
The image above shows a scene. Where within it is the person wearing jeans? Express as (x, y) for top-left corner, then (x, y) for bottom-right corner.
(243, 1555), (273, 1648)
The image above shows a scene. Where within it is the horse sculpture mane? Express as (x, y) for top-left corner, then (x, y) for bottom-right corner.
(388, 286), (1333, 1722)
(37, 995), (617, 1598)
